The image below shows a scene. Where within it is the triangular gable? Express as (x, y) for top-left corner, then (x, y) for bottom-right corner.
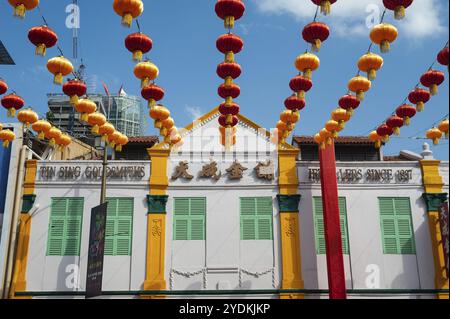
(151, 107), (297, 153)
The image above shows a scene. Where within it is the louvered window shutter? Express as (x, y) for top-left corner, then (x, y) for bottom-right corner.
(313, 197), (349, 255)
(379, 198), (416, 255)
(173, 198), (206, 240)
(105, 198), (134, 256)
(47, 198), (84, 256)
(240, 197), (273, 240)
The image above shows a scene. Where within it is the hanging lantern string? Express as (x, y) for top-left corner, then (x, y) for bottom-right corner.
(305, 6), (324, 53)
(356, 9), (387, 77)
(363, 40), (449, 135)
(409, 113), (449, 138)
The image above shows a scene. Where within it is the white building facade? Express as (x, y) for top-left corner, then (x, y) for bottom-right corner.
(5, 108), (449, 299)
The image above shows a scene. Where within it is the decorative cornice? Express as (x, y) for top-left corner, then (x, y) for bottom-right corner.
(147, 195), (169, 214)
(422, 193), (448, 212)
(277, 194), (302, 213)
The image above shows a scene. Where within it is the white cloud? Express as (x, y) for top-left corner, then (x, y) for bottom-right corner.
(185, 105), (203, 121)
(252, 0), (448, 39)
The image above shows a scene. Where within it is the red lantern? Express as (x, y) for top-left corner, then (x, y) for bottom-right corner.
(218, 83), (241, 101)
(420, 70), (445, 96)
(217, 62), (242, 86)
(219, 114), (238, 127)
(0, 79), (7, 96)
(28, 25), (58, 56)
(386, 115), (404, 135)
(1, 93), (24, 117)
(215, 0), (246, 29)
(311, 0), (337, 15)
(437, 47), (449, 71)
(377, 124), (394, 142)
(284, 96), (306, 111)
(125, 32), (153, 62)
(383, 0), (414, 20)
(219, 102), (240, 116)
(302, 22), (330, 52)
(289, 76), (313, 99)
(408, 88), (431, 112)
(217, 34), (244, 62)
(141, 84), (165, 108)
(396, 104), (416, 126)
(62, 79), (87, 105)
(338, 94), (360, 116)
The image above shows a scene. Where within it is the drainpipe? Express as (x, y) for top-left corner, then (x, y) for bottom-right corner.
(2, 145), (27, 299)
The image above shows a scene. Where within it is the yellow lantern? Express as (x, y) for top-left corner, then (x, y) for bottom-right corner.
(160, 117), (175, 137)
(319, 128), (333, 145)
(44, 127), (62, 147)
(0, 129), (15, 148)
(47, 56), (74, 85)
(32, 120), (52, 140)
(426, 128), (443, 145)
(134, 61), (159, 88)
(369, 131), (383, 149)
(325, 120), (342, 138)
(115, 133), (129, 152)
(331, 108), (351, 130)
(358, 53), (384, 80)
(314, 133), (326, 150)
(87, 112), (107, 135)
(295, 53), (320, 79)
(56, 133), (72, 150)
(150, 105), (171, 129)
(99, 123), (115, 141)
(107, 131), (121, 148)
(438, 119), (449, 138)
(280, 110), (300, 131)
(113, 0), (144, 28)
(17, 108), (39, 128)
(370, 23), (398, 53)
(348, 76), (372, 101)
(75, 99), (97, 122)
(8, 0), (39, 18)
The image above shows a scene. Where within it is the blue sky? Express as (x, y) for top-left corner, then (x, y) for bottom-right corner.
(0, 0), (449, 159)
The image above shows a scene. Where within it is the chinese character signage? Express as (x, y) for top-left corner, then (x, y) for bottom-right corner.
(85, 203), (108, 299)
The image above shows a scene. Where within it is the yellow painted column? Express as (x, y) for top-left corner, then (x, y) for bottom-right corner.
(142, 147), (171, 298)
(9, 160), (38, 299)
(277, 148), (304, 299)
(420, 159), (449, 299)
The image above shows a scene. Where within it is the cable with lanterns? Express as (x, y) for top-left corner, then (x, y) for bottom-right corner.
(1, 1), (129, 152)
(112, 0), (182, 148)
(214, 0), (246, 150)
(366, 42), (448, 148)
(313, 1), (415, 150)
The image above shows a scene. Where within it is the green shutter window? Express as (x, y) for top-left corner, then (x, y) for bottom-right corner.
(47, 198), (84, 256)
(313, 197), (349, 255)
(173, 198), (206, 241)
(104, 198), (134, 256)
(240, 197), (273, 240)
(379, 198), (416, 255)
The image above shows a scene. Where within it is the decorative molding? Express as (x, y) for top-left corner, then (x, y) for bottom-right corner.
(170, 268), (207, 290)
(284, 217), (297, 238)
(277, 194), (301, 213)
(423, 193), (449, 212)
(239, 268), (276, 288)
(147, 195), (169, 214)
(151, 219), (162, 238)
(21, 194), (36, 214)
